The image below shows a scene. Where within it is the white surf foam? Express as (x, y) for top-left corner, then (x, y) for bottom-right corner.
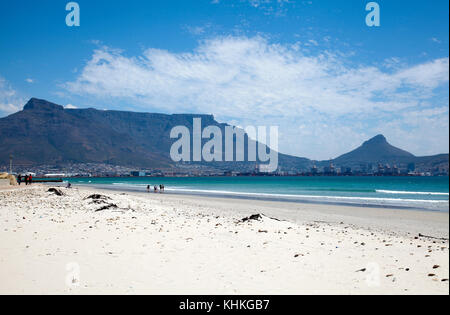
(165, 188), (449, 205)
(376, 190), (449, 196)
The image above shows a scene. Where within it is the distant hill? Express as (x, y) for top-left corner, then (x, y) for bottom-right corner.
(0, 98), (447, 173)
(332, 134), (414, 165)
(323, 135), (448, 173)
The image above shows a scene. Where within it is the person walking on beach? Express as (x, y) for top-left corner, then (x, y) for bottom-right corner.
(17, 174), (22, 186)
(160, 184), (165, 193)
(28, 174), (33, 185)
(154, 185), (158, 193)
(147, 185), (150, 193)
(24, 175), (28, 186)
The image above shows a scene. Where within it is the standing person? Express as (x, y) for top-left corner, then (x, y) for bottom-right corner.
(147, 185), (150, 193)
(160, 184), (165, 193)
(17, 174), (22, 186)
(24, 175), (28, 186)
(29, 174), (33, 185)
(154, 185), (158, 193)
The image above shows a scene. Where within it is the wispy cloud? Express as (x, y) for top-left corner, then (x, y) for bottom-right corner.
(248, 0), (294, 16)
(213, 0), (295, 16)
(0, 77), (25, 117)
(186, 26), (207, 36)
(184, 23), (214, 36)
(65, 36), (449, 158)
(431, 37), (442, 44)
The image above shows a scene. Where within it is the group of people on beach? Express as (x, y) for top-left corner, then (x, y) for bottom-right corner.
(17, 174), (33, 186)
(147, 184), (165, 193)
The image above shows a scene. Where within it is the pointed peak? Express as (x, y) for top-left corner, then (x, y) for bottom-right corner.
(23, 98), (64, 111)
(363, 134), (387, 146)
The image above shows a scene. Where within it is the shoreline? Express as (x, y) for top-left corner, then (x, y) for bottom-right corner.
(1, 185), (448, 295)
(70, 183), (449, 214)
(75, 185), (449, 239)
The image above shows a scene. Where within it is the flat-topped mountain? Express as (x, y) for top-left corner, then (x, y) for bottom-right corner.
(0, 98), (310, 170)
(0, 98), (213, 168)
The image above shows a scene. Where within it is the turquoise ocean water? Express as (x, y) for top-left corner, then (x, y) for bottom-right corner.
(67, 176), (449, 212)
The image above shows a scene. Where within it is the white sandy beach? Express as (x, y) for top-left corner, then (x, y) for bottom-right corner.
(0, 185), (448, 295)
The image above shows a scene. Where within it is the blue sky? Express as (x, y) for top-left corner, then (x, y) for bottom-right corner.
(0, 0), (448, 159)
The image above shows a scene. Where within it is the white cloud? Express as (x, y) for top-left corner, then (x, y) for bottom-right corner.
(65, 36), (449, 159)
(248, 0), (293, 16)
(65, 104), (78, 109)
(213, 0), (293, 16)
(382, 57), (402, 69)
(186, 26), (206, 35)
(431, 37), (442, 44)
(0, 77), (25, 116)
(306, 39), (318, 46)
(185, 24), (213, 36)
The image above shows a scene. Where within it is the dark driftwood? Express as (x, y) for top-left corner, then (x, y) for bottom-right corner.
(48, 188), (65, 196)
(241, 214), (263, 222)
(85, 194), (111, 201)
(95, 203), (118, 212)
(418, 233), (449, 241)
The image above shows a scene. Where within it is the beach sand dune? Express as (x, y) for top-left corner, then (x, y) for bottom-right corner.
(0, 186), (448, 295)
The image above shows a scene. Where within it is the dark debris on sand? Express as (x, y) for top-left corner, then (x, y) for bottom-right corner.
(84, 194), (111, 201)
(241, 214), (263, 222)
(95, 203), (119, 212)
(47, 188), (65, 196)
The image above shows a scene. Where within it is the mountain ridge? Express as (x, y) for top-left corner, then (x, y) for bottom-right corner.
(0, 98), (448, 174)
